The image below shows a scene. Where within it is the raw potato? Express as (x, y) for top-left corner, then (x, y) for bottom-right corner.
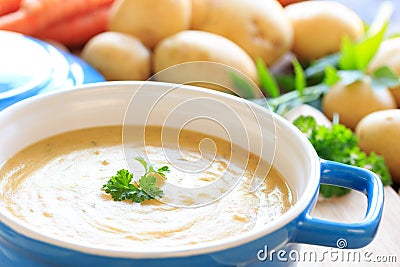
(81, 32), (151, 81)
(153, 30), (259, 86)
(356, 109), (400, 183)
(368, 38), (400, 107)
(322, 78), (396, 130)
(191, 0), (293, 66)
(285, 1), (364, 60)
(108, 0), (191, 49)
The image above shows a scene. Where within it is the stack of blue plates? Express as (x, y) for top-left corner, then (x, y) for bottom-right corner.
(0, 30), (104, 111)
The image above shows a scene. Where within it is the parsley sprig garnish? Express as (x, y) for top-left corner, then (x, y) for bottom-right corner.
(293, 115), (392, 198)
(102, 157), (169, 203)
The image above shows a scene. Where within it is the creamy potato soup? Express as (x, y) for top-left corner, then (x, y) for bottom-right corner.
(0, 126), (293, 249)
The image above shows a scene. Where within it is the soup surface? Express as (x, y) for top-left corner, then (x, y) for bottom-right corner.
(0, 126), (293, 249)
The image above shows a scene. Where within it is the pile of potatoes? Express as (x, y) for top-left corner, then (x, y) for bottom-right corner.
(320, 37), (400, 131)
(81, 0), (366, 86)
(285, 1), (400, 184)
(354, 38), (400, 184)
(81, 0), (293, 85)
(317, 22), (400, 185)
(290, 35), (400, 184)
(81, 0), (400, 183)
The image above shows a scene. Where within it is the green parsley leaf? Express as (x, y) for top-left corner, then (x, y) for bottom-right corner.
(102, 158), (169, 203)
(293, 115), (392, 198)
(388, 33), (400, 39)
(265, 84), (328, 115)
(135, 156), (170, 178)
(134, 156), (148, 170)
(256, 58), (280, 98)
(339, 35), (358, 71)
(229, 72), (257, 99)
(339, 2), (391, 71)
(366, 152), (392, 186)
(305, 53), (340, 78)
(323, 63), (400, 90)
(319, 185), (350, 198)
(135, 156), (169, 198)
(156, 165), (170, 178)
(337, 70), (366, 86)
(324, 66), (341, 86)
(324, 66), (366, 87)
(292, 58), (306, 96)
(371, 66), (400, 90)
(275, 74), (296, 92)
(101, 169), (143, 202)
(138, 175), (163, 199)
(292, 114), (317, 135)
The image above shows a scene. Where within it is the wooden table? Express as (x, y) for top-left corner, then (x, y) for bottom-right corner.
(298, 186), (400, 266)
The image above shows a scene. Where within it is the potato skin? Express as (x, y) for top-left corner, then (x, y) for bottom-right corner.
(81, 32), (151, 81)
(191, 0), (293, 66)
(322, 78), (396, 130)
(368, 38), (400, 107)
(356, 109), (400, 183)
(108, 0), (191, 49)
(285, 1), (364, 60)
(153, 30), (258, 83)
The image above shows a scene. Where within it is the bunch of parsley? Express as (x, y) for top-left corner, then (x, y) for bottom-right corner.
(293, 115), (392, 198)
(102, 157), (169, 203)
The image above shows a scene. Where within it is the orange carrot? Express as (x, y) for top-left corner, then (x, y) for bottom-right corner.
(278, 0), (306, 7)
(0, 0), (21, 16)
(22, 0), (56, 7)
(21, 0), (50, 11)
(0, 0), (114, 35)
(35, 5), (110, 47)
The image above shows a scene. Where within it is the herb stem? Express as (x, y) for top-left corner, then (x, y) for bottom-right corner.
(252, 84), (328, 115)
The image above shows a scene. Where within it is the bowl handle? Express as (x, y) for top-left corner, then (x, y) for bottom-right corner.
(292, 160), (384, 249)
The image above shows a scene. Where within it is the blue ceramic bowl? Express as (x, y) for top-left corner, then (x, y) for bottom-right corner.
(0, 30), (104, 111)
(0, 82), (383, 267)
